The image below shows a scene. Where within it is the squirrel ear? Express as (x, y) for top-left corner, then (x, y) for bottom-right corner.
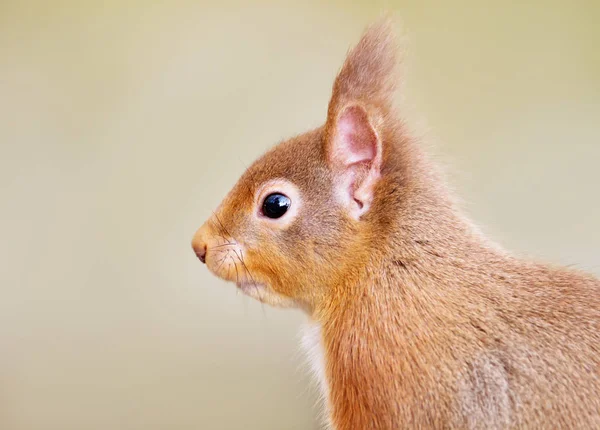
(324, 19), (398, 219)
(325, 18), (398, 122)
(327, 104), (382, 219)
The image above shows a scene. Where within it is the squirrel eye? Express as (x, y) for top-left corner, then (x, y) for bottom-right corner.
(262, 193), (291, 219)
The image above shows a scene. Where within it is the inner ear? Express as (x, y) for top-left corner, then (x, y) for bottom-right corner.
(327, 104), (382, 218)
(331, 105), (379, 167)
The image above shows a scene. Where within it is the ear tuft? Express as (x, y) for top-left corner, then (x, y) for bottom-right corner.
(327, 17), (400, 118)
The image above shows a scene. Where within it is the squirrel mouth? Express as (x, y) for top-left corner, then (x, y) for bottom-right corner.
(236, 281), (270, 303)
(237, 281), (265, 293)
(235, 280), (297, 308)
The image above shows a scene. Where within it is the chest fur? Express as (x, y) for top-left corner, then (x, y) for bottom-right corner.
(300, 322), (331, 425)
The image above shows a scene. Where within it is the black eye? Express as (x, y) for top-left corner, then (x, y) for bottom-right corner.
(262, 193), (291, 219)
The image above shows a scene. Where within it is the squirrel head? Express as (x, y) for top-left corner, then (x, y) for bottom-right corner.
(192, 20), (421, 312)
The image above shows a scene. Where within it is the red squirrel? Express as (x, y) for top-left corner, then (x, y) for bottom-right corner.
(191, 19), (600, 429)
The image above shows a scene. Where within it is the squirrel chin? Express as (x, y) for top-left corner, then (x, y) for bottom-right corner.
(237, 282), (297, 308)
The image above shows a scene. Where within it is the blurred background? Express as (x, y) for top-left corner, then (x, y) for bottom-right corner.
(0, 1), (598, 429)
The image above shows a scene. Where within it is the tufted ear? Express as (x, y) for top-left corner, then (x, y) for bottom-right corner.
(324, 19), (399, 219)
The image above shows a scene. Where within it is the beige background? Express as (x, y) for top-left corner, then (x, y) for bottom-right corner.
(0, 1), (598, 429)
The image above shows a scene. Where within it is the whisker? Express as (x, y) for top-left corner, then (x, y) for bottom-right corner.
(215, 252), (229, 272)
(209, 215), (235, 245)
(208, 214), (225, 236)
(231, 255), (239, 285)
(211, 243), (237, 249)
(214, 212), (234, 240)
(233, 249), (255, 286)
(233, 248), (266, 316)
(209, 212), (236, 246)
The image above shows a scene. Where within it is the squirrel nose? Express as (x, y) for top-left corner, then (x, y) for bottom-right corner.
(192, 235), (208, 264)
(194, 243), (207, 264)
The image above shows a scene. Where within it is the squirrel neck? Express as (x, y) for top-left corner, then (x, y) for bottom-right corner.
(309, 127), (518, 427)
(315, 120), (510, 321)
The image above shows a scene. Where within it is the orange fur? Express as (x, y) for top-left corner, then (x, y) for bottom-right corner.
(192, 19), (600, 429)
